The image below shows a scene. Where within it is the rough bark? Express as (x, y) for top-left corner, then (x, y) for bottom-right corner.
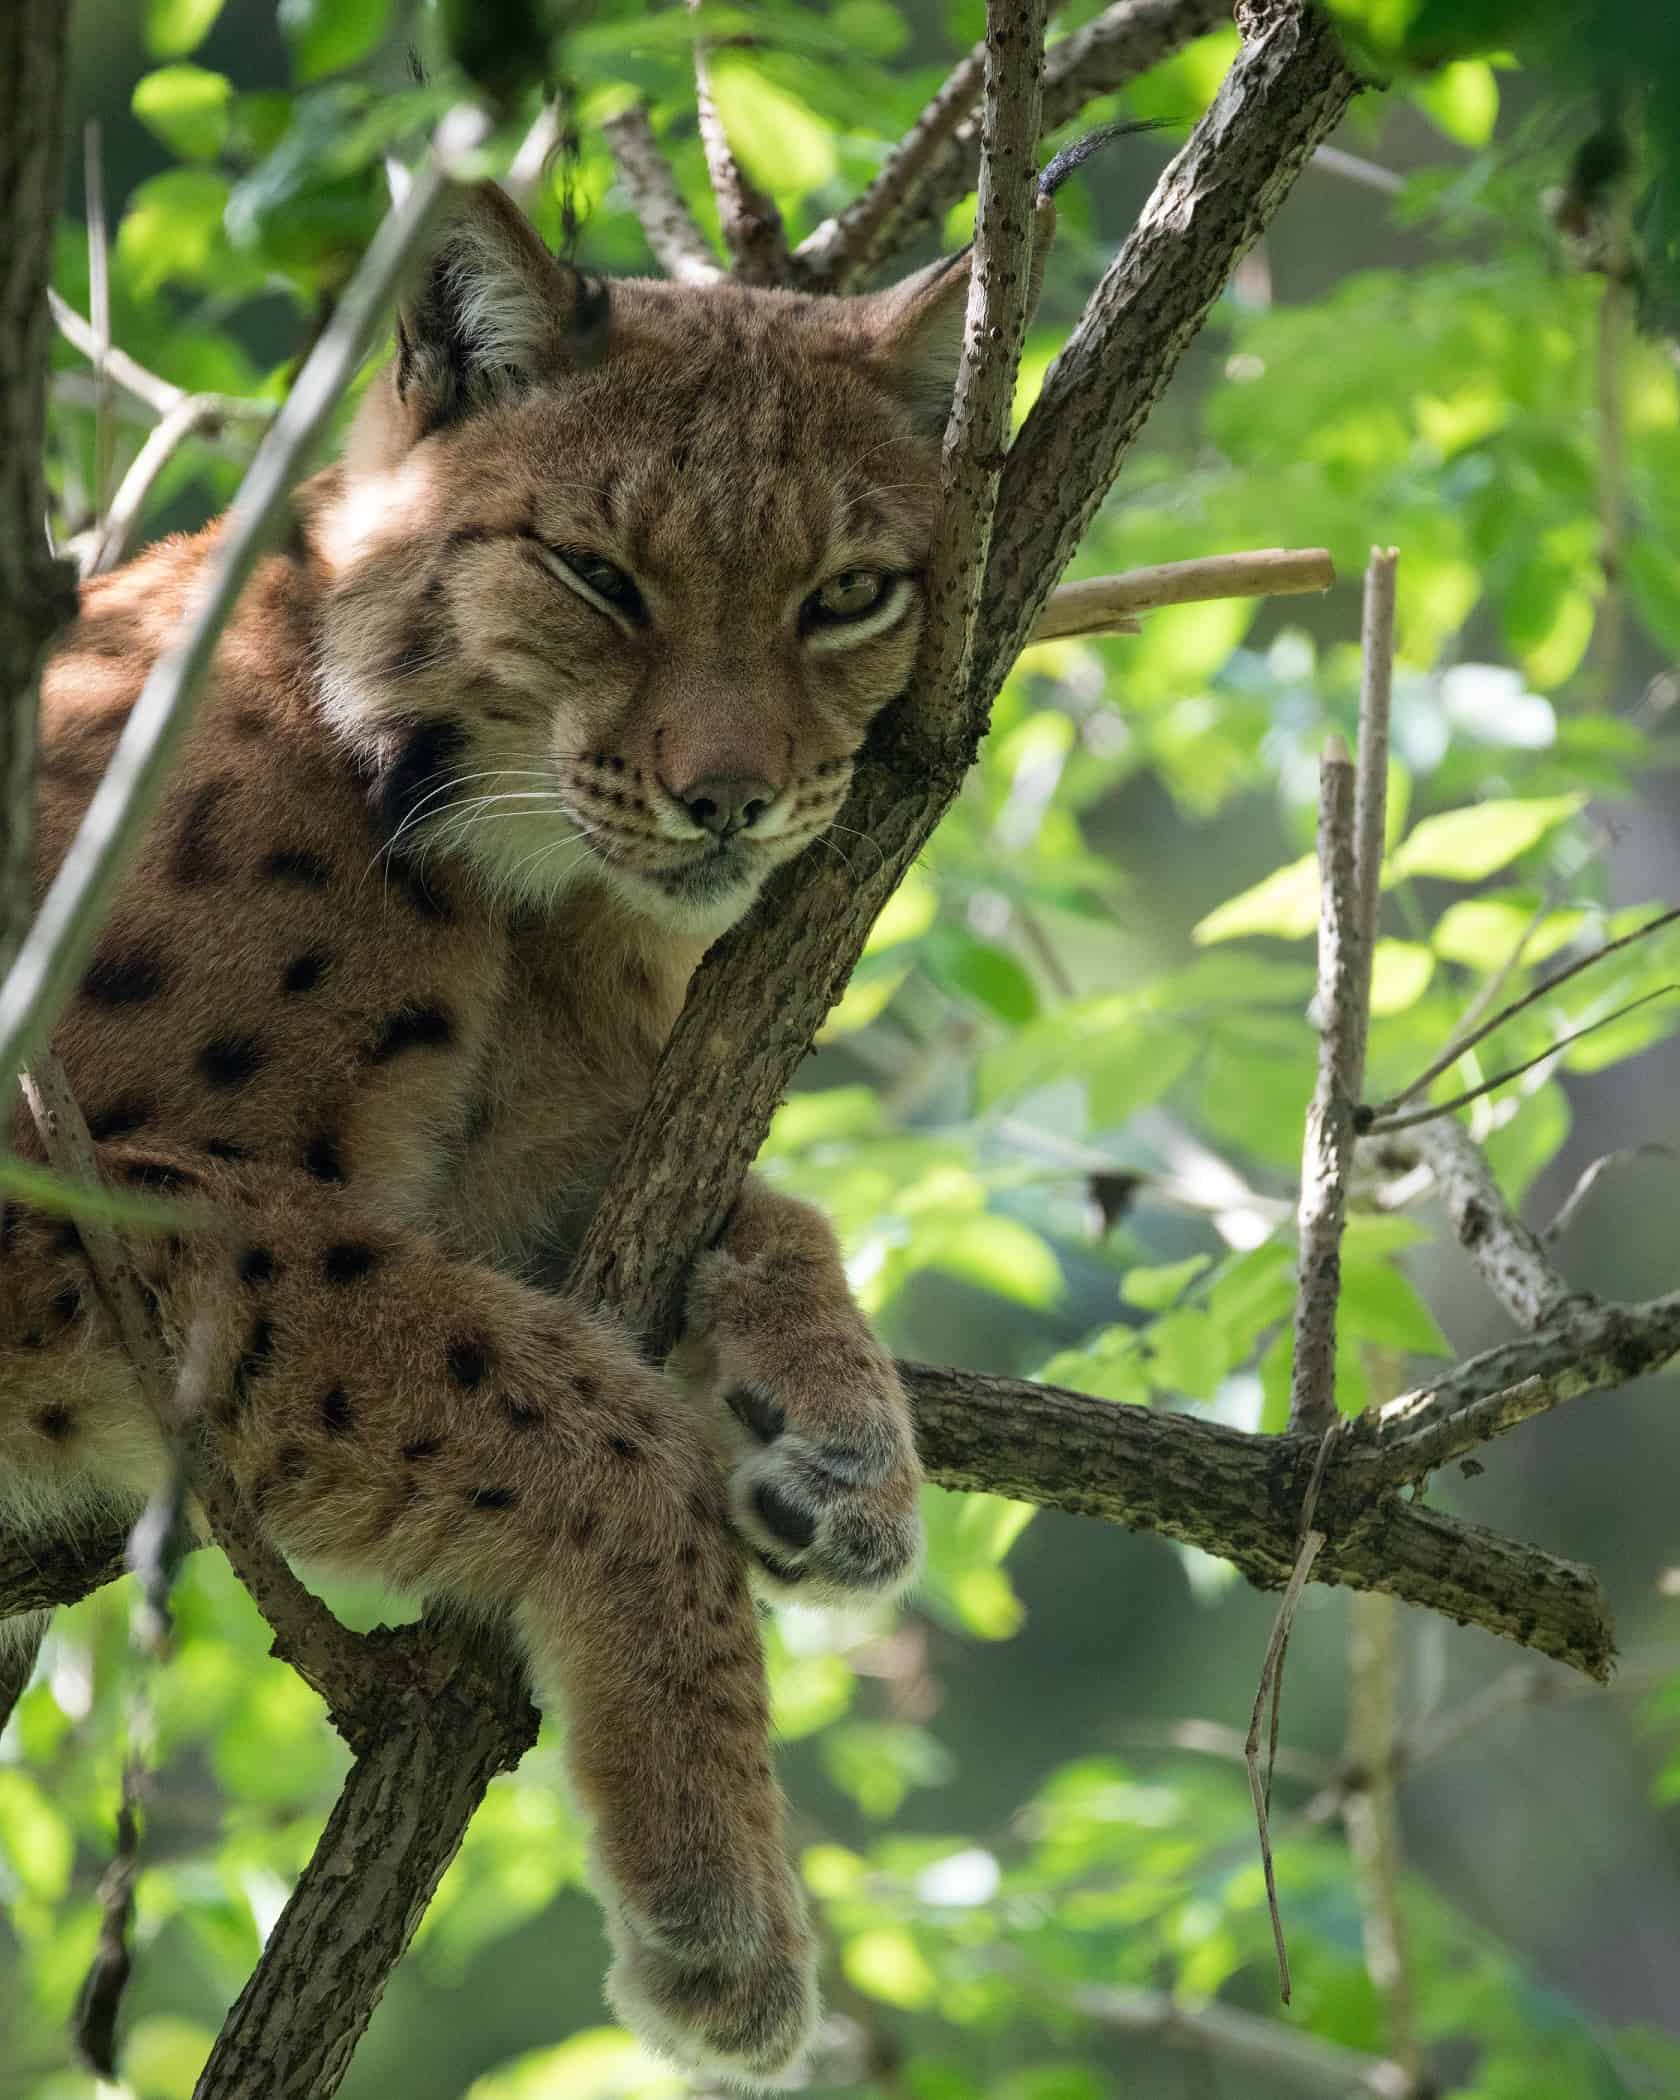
(0, 0), (80, 982)
(191, 1622), (537, 2100)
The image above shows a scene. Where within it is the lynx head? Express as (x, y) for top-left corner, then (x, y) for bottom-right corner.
(311, 184), (981, 934)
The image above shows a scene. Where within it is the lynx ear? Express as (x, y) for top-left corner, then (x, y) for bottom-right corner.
(863, 196), (1056, 439)
(394, 184), (608, 431)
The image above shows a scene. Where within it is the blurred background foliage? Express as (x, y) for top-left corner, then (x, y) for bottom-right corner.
(7, 0), (1680, 2095)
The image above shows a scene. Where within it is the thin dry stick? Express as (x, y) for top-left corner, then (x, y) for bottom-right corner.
(1027, 545), (1333, 641)
(688, 8), (791, 284)
(87, 392), (275, 579)
(84, 119), (114, 531)
(1351, 547), (1397, 991)
(602, 103), (724, 282)
(49, 289), (193, 418)
(1246, 1419), (1339, 2003)
(1364, 984), (1680, 1136)
(1367, 902), (1680, 1119)
(1543, 1142), (1672, 1243)
(0, 105), (491, 1095)
(1289, 735), (1361, 1435)
(916, 0), (1049, 737)
(793, 35), (988, 287)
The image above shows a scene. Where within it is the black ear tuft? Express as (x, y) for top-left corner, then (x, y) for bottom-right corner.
(396, 184), (610, 429)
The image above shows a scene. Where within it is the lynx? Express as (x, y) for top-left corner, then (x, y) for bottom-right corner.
(0, 184), (983, 2084)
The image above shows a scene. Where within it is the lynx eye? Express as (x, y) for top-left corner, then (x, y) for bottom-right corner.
(806, 570), (887, 625)
(535, 542), (645, 623)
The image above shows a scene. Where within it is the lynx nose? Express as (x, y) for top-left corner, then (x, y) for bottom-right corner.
(679, 775), (776, 839)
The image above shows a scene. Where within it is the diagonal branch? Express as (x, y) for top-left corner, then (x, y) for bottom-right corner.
(689, 17), (792, 284)
(602, 103), (724, 283)
(796, 0), (1231, 291)
(916, 0), (1049, 742)
(1402, 1117), (1579, 1329)
(975, 2), (1361, 693)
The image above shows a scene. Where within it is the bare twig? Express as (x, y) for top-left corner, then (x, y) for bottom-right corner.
(1245, 1421), (1339, 2000)
(1367, 903), (1680, 1120)
(688, 12), (791, 285)
(1062, 1978), (1412, 2097)
(73, 1784), (139, 2076)
(0, 106), (491, 1095)
(1363, 984), (1680, 1135)
(793, 36), (988, 289)
(1406, 1116), (1577, 1328)
(1027, 545), (1334, 642)
(1290, 736), (1361, 1435)
(85, 391), (275, 579)
(1543, 1143), (1673, 1243)
(84, 119), (114, 532)
(602, 104), (723, 283)
(916, 0), (1050, 744)
(975, 3), (1361, 700)
(1351, 547), (1397, 1001)
(799, 0), (1231, 290)
(49, 289), (193, 418)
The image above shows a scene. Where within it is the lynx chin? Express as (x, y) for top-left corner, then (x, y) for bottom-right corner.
(0, 181), (1004, 2084)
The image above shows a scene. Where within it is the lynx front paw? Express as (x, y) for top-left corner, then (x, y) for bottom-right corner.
(604, 1885), (819, 2091)
(685, 1246), (923, 1606)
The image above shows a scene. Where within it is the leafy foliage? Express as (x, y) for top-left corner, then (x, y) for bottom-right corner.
(7, 3), (1680, 2098)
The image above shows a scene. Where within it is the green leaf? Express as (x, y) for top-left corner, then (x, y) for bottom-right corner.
(1370, 939), (1435, 1015)
(1386, 795), (1584, 884)
(1412, 59), (1500, 147)
(922, 1214), (1062, 1307)
(1121, 1254), (1212, 1311)
(466, 2030), (683, 2100)
(278, 0), (392, 82)
(843, 1924), (938, 2008)
(144, 0), (226, 59)
(923, 926), (1040, 1023)
(1338, 1257), (1452, 1356)
(1192, 851), (1319, 944)
(1146, 1306), (1228, 1399)
(116, 167), (234, 294)
(705, 59), (837, 195)
(133, 65), (233, 162)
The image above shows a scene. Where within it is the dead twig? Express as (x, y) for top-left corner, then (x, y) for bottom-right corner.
(1543, 1142), (1673, 1243)
(1246, 1420), (1340, 2001)
(1027, 545), (1333, 642)
(1366, 903), (1680, 1121)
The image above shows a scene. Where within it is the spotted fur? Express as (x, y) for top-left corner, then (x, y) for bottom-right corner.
(0, 184), (962, 2088)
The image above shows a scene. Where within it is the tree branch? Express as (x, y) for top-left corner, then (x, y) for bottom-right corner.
(1289, 736), (1361, 1434)
(1403, 1117), (1579, 1329)
(689, 17), (792, 284)
(916, 0), (1049, 740)
(602, 104), (723, 283)
(1028, 545), (1333, 641)
(796, 0), (1232, 290)
(975, 1), (1362, 692)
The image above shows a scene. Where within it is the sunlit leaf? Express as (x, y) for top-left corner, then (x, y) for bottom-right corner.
(133, 64), (233, 161)
(1192, 853), (1319, 944)
(144, 0), (226, 60)
(278, 0), (392, 82)
(1386, 795), (1584, 883)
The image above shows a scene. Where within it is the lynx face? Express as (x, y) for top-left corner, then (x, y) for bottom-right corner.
(312, 188), (967, 933)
